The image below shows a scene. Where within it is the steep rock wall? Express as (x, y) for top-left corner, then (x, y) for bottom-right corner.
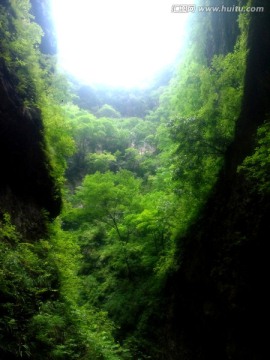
(160, 1), (270, 359)
(0, 2), (60, 237)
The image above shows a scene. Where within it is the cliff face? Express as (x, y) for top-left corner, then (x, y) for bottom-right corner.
(30, 0), (57, 55)
(161, 1), (270, 359)
(0, 75), (61, 240)
(0, 2), (60, 238)
(205, 0), (240, 58)
(0, 2), (62, 357)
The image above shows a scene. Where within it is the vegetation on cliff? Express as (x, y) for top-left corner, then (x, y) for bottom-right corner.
(1, 0), (269, 359)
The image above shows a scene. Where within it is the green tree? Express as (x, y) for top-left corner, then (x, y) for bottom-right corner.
(96, 104), (121, 118)
(238, 120), (270, 194)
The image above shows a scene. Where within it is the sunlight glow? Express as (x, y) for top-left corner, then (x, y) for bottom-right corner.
(51, 0), (192, 88)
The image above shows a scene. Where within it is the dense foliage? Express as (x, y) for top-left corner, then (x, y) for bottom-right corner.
(60, 7), (250, 359)
(1, 1), (122, 359)
(2, 0), (264, 359)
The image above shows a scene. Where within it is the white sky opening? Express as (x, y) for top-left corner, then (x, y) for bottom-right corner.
(51, 0), (193, 88)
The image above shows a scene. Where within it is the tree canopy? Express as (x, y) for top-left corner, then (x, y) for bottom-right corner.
(1, 1), (259, 359)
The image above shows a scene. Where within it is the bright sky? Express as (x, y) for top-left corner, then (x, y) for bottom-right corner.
(51, 0), (192, 88)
